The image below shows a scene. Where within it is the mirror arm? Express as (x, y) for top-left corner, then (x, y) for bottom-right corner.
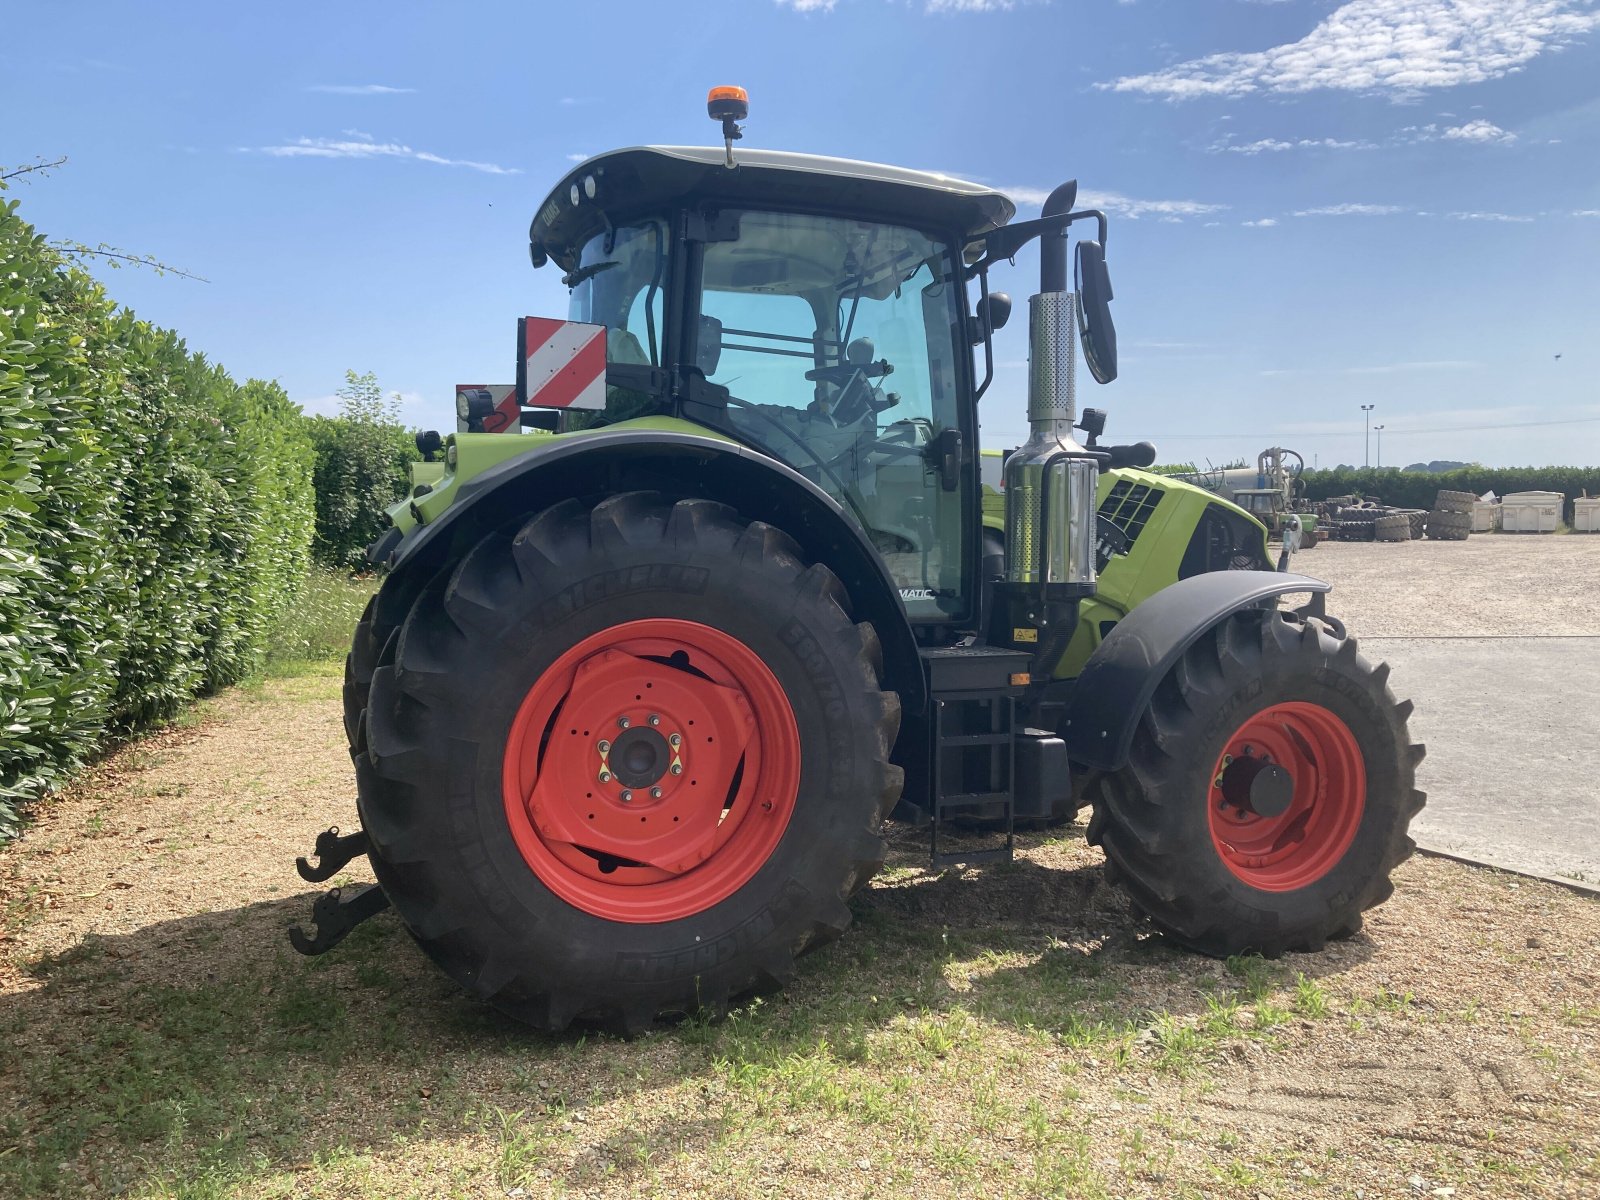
(965, 209), (1108, 279)
(973, 265), (995, 401)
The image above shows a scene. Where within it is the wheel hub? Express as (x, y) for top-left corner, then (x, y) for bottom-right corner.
(1218, 753), (1294, 818)
(606, 724), (676, 789)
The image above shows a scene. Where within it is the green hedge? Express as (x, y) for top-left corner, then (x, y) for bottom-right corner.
(1301, 466), (1600, 515)
(0, 193), (314, 836)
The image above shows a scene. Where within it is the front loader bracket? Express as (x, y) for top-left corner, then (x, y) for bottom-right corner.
(288, 884), (390, 956)
(295, 825), (369, 882)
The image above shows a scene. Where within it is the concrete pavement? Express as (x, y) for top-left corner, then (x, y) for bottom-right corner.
(1363, 636), (1600, 885)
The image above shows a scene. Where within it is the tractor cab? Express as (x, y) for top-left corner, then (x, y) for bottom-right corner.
(530, 143), (1016, 624)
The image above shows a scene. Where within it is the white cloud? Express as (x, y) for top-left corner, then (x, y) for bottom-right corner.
(307, 83), (414, 95)
(1213, 136), (1377, 154)
(257, 137), (520, 175)
(778, 0), (1019, 10)
(1575, 209), (1600, 216)
(1261, 359), (1480, 376)
(1293, 203), (1406, 216)
(341, 128), (375, 142)
(1446, 210), (1535, 221)
(1242, 217), (1279, 226)
(1215, 118), (1516, 154)
(1102, 0), (1600, 99)
(1441, 118), (1517, 142)
(1003, 184), (1227, 220)
(1345, 359), (1481, 374)
(565, 152), (588, 162)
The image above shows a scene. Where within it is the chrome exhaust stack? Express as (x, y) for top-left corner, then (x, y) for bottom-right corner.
(1002, 184), (1099, 599)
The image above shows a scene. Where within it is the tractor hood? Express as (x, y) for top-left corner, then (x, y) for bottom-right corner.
(531, 146), (1017, 271)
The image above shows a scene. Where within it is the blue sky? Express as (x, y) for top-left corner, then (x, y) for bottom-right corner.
(6, 0), (1598, 469)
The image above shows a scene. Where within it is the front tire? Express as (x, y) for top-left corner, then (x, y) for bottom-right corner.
(1088, 608), (1424, 957)
(352, 492), (902, 1031)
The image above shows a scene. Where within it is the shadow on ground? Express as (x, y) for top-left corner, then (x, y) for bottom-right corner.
(0, 832), (1374, 1196)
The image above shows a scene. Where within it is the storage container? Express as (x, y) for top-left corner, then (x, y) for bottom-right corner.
(1573, 497), (1600, 533)
(1500, 491), (1564, 533)
(1470, 501), (1500, 532)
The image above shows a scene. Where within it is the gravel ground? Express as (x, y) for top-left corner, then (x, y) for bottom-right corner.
(1287, 534), (1600, 637)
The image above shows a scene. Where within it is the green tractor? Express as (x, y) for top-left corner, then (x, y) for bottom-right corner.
(294, 90), (1424, 1033)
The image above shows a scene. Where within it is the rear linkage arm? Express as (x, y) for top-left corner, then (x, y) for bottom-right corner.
(287, 825), (389, 956)
(295, 825), (369, 882)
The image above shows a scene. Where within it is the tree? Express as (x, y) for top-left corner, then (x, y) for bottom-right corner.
(306, 371), (418, 568)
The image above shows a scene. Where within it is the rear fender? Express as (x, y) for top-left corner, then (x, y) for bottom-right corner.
(1058, 570), (1332, 771)
(373, 429), (927, 716)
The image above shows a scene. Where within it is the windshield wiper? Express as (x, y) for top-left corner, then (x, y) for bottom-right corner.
(563, 260), (622, 288)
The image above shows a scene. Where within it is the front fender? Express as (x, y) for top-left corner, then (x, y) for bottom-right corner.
(374, 429), (927, 717)
(1058, 570), (1331, 771)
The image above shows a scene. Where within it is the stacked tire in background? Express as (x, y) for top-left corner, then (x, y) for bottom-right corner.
(1318, 496), (1469, 544)
(1425, 489), (1474, 541)
(1374, 514), (1411, 542)
(1327, 504), (1381, 542)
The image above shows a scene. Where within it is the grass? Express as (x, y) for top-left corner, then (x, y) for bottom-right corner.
(3, 669), (1599, 1198)
(264, 568), (378, 672)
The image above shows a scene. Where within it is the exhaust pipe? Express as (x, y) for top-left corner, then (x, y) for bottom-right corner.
(1003, 184), (1098, 594)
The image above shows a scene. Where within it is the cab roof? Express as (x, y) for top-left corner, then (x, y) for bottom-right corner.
(531, 146), (1017, 270)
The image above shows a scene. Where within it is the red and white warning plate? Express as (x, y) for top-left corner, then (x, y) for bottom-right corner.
(517, 317), (607, 412)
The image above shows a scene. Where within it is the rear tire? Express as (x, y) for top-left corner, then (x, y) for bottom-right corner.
(351, 492), (902, 1031)
(1088, 609), (1424, 957)
(1435, 489), (1476, 514)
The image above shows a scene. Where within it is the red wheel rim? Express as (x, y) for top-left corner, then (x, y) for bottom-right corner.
(1207, 702), (1366, 892)
(502, 619), (800, 923)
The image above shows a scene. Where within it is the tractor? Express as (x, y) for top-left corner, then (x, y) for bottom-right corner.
(292, 89), (1425, 1033)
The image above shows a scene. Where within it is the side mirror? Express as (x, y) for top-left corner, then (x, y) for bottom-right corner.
(1075, 240), (1118, 384)
(972, 292), (1012, 343)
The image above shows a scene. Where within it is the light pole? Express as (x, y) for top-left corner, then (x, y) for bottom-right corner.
(1374, 424), (1385, 469)
(1360, 403), (1376, 468)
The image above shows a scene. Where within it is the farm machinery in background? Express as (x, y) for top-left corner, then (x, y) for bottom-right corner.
(1169, 448), (1476, 544)
(290, 88), (1425, 1033)
(1164, 448), (1312, 547)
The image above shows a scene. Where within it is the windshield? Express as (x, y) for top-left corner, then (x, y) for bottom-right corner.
(696, 210), (967, 618)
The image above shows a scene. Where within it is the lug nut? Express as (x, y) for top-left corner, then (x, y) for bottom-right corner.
(650, 787), (663, 799)
(618, 716), (630, 729)
(620, 790), (633, 803)
(597, 739), (610, 753)
(670, 763), (683, 776)
(599, 770), (612, 783)
(648, 714), (661, 726)
(668, 733), (682, 748)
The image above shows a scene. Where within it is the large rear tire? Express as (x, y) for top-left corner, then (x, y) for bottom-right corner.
(1087, 609), (1424, 957)
(349, 492), (902, 1031)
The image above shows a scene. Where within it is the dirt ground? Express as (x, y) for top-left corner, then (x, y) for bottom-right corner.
(2, 541), (1599, 1198)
